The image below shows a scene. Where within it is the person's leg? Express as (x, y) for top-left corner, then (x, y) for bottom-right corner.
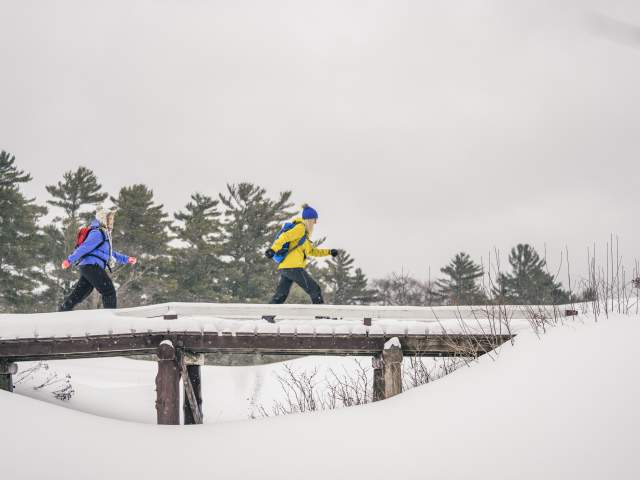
(58, 275), (94, 311)
(79, 265), (117, 309)
(269, 273), (294, 304)
(289, 269), (324, 304)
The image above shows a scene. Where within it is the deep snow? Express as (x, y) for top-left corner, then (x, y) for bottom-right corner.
(1, 313), (639, 479)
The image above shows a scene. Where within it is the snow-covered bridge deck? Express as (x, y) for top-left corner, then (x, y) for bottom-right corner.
(0, 302), (552, 360)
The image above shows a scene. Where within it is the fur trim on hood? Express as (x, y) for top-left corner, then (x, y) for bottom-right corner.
(95, 207), (115, 226)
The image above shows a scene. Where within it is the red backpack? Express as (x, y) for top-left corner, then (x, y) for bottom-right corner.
(75, 226), (94, 247)
(74, 226), (107, 248)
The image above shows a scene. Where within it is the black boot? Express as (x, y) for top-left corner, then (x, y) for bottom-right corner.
(58, 300), (75, 312)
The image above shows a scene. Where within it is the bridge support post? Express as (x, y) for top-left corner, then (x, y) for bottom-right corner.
(0, 360), (17, 393)
(156, 340), (180, 425)
(372, 338), (403, 401)
(181, 352), (204, 425)
(372, 354), (385, 401)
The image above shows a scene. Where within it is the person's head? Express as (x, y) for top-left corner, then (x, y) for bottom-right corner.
(95, 207), (116, 230)
(301, 204), (318, 232)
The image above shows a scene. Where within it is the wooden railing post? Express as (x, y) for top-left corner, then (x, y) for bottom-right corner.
(382, 338), (403, 399)
(372, 338), (403, 402)
(155, 340), (180, 425)
(372, 354), (385, 402)
(0, 360), (17, 393)
(180, 352), (204, 425)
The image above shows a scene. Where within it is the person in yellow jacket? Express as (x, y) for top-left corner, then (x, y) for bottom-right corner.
(265, 204), (338, 306)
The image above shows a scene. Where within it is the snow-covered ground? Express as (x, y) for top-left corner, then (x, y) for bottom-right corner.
(2, 312), (639, 479)
(13, 354), (367, 423)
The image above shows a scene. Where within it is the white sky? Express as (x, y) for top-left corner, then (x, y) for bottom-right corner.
(1, 0), (639, 282)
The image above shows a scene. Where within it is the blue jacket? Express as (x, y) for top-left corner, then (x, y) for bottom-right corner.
(67, 219), (130, 269)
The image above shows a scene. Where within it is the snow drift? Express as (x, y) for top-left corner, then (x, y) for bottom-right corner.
(1, 314), (639, 480)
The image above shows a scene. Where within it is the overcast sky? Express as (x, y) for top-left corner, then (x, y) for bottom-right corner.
(1, 0), (639, 282)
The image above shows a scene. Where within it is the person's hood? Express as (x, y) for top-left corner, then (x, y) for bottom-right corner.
(95, 207), (109, 226)
(293, 218), (313, 235)
(90, 218), (101, 228)
(292, 217), (309, 229)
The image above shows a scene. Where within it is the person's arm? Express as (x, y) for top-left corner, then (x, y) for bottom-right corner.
(309, 246), (332, 257)
(270, 223), (306, 252)
(112, 250), (131, 265)
(67, 230), (104, 263)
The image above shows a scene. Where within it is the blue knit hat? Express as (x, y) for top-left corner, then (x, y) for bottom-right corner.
(301, 203), (318, 220)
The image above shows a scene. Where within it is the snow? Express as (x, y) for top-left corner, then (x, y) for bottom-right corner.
(13, 355), (375, 423)
(1, 313), (639, 479)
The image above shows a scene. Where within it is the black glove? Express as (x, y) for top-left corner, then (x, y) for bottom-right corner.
(330, 249), (339, 257)
(265, 248), (275, 259)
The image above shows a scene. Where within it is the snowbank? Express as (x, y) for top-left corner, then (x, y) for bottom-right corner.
(1, 313), (638, 479)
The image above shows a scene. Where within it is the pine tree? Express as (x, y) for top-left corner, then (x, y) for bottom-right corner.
(496, 244), (570, 304)
(321, 252), (377, 304)
(0, 151), (47, 312)
(373, 271), (431, 306)
(218, 183), (294, 302)
(45, 166), (108, 222)
(435, 252), (486, 305)
(170, 193), (227, 302)
(42, 167), (109, 310)
(110, 184), (172, 306)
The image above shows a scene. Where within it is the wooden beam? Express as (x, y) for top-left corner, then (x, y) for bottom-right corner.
(371, 339), (403, 401)
(0, 332), (512, 362)
(0, 360), (17, 393)
(382, 339), (403, 399)
(179, 352), (203, 425)
(155, 340), (180, 425)
(372, 354), (384, 402)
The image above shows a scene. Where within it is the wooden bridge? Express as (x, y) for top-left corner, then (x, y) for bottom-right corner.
(0, 302), (554, 425)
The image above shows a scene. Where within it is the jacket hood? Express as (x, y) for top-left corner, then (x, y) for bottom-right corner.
(292, 218), (309, 229)
(95, 206), (110, 226)
(90, 219), (101, 227)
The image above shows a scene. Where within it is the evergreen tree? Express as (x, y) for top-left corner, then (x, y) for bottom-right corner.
(373, 271), (432, 306)
(321, 252), (377, 304)
(435, 252), (486, 305)
(170, 193), (227, 302)
(42, 167), (109, 310)
(110, 184), (172, 306)
(218, 183), (294, 302)
(0, 151), (47, 312)
(45, 166), (108, 222)
(496, 244), (570, 304)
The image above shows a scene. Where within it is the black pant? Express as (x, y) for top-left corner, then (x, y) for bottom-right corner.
(59, 265), (117, 311)
(270, 268), (324, 304)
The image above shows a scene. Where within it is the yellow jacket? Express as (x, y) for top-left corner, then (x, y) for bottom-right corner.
(270, 218), (331, 269)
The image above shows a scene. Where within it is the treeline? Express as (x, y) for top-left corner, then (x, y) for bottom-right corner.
(0, 151), (572, 313)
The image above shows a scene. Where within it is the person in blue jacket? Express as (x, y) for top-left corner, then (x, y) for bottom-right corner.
(58, 207), (136, 311)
